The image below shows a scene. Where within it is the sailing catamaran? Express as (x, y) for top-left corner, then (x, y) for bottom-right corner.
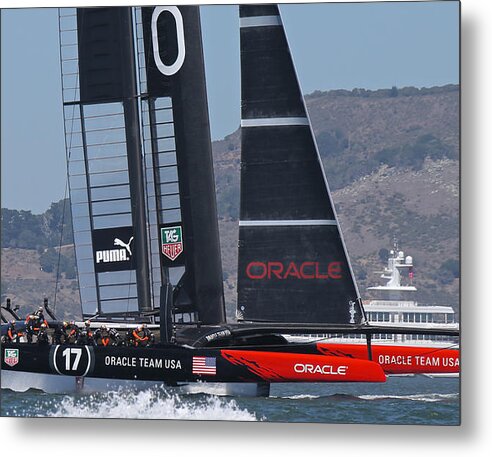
(1, 4), (458, 395)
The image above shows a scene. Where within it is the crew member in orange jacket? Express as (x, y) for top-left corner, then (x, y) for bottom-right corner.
(6, 320), (23, 343)
(66, 320), (80, 344)
(132, 324), (154, 347)
(94, 324), (120, 346)
(25, 307), (48, 343)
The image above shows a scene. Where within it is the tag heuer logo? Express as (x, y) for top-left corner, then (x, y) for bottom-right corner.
(4, 348), (19, 367)
(161, 226), (183, 261)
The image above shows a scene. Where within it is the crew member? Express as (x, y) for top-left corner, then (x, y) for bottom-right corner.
(53, 321), (69, 345)
(132, 324), (154, 347)
(94, 324), (120, 346)
(37, 323), (50, 345)
(5, 320), (23, 343)
(25, 306), (49, 343)
(25, 313), (41, 343)
(94, 324), (110, 346)
(108, 326), (121, 346)
(66, 320), (80, 344)
(143, 324), (155, 345)
(125, 328), (135, 347)
(77, 320), (95, 345)
(34, 306), (48, 326)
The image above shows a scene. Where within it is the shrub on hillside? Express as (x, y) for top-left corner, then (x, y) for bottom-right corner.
(437, 258), (459, 284)
(374, 134), (455, 171)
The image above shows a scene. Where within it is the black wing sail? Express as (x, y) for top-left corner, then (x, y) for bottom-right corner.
(60, 6), (225, 324)
(137, 6), (225, 325)
(237, 4), (364, 325)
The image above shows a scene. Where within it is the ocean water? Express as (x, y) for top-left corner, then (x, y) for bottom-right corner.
(0, 376), (459, 425)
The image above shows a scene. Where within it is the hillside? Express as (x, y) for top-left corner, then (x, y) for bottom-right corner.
(214, 85), (459, 218)
(1, 85), (459, 320)
(1, 247), (81, 320)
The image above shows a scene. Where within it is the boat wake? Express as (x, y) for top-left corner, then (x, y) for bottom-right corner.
(358, 393), (458, 403)
(277, 394), (322, 400)
(273, 392), (458, 403)
(35, 387), (259, 421)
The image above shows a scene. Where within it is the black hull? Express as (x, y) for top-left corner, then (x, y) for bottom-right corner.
(2, 343), (257, 384)
(1, 338), (388, 385)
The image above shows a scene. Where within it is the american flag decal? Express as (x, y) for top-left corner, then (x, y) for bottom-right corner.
(192, 356), (216, 375)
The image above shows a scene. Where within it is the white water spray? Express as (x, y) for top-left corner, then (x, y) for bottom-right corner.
(43, 387), (258, 421)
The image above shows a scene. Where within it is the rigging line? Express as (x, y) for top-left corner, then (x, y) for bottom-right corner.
(53, 180), (70, 315)
(54, 9), (77, 315)
(129, 6), (145, 322)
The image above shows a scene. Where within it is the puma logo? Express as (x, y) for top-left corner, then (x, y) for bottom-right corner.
(114, 236), (134, 256)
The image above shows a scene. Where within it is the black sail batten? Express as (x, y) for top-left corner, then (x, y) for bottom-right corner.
(237, 4), (363, 325)
(138, 6), (226, 325)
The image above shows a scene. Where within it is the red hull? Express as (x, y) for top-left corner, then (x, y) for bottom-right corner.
(316, 343), (459, 375)
(221, 349), (386, 382)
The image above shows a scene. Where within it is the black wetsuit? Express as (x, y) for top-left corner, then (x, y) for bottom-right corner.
(77, 328), (95, 345)
(5, 323), (21, 343)
(109, 328), (121, 345)
(37, 328), (49, 345)
(67, 324), (80, 344)
(94, 327), (121, 346)
(34, 310), (46, 322)
(25, 315), (41, 343)
(53, 324), (68, 344)
(142, 328), (155, 345)
(125, 329), (135, 347)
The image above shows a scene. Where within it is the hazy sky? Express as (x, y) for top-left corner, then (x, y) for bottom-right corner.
(1, 2), (459, 213)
